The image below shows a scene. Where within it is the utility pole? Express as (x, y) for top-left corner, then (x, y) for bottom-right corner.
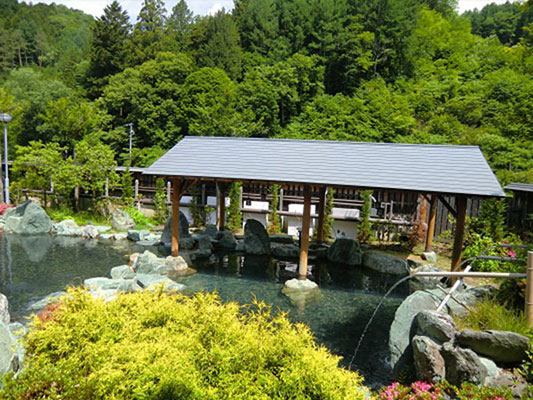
(124, 123), (134, 165)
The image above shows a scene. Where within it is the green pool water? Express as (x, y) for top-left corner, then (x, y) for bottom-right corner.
(0, 233), (408, 387)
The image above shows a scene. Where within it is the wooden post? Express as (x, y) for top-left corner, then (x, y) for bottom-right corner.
(526, 251), (533, 329)
(317, 187), (327, 242)
(298, 185), (312, 280)
(134, 179), (139, 199)
(171, 178), (181, 257)
(451, 196), (468, 273)
(425, 195), (437, 252)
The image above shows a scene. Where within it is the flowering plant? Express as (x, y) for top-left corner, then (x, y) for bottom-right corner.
(0, 203), (13, 215)
(378, 381), (441, 400)
(377, 381), (513, 400)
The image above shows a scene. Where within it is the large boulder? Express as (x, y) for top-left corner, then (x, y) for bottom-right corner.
(414, 311), (457, 343)
(82, 225), (99, 239)
(412, 335), (446, 383)
(135, 274), (186, 292)
(83, 277), (140, 293)
(271, 243), (300, 259)
(243, 219), (270, 255)
(110, 265), (136, 280)
(217, 230), (237, 250)
(53, 219), (83, 236)
(389, 289), (442, 377)
(410, 264), (447, 290)
(0, 294), (8, 325)
(0, 322), (18, 375)
(363, 250), (409, 276)
(111, 209), (135, 231)
(327, 238), (362, 266)
(457, 330), (530, 364)
(269, 234), (295, 244)
(441, 342), (487, 386)
(4, 200), (52, 235)
(132, 250), (189, 275)
(161, 212), (190, 246)
(202, 225), (219, 240)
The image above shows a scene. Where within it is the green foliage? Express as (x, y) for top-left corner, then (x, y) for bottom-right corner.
(324, 188), (335, 240)
(358, 190), (372, 243)
(227, 182), (242, 232)
(268, 184), (281, 234)
(124, 206), (154, 228)
(469, 198), (507, 243)
(153, 178), (168, 224)
(120, 168), (134, 206)
(456, 297), (533, 342)
(0, 289), (366, 399)
(47, 206), (110, 226)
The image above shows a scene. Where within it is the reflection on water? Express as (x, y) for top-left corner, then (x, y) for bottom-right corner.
(0, 234), (409, 387)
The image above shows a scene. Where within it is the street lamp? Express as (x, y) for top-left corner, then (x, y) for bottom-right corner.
(0, 113), (12, 204)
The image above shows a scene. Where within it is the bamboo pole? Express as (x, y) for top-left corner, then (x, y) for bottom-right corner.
(298, 185), (312, 280)
(171, 178), (181, 257)
(526, 251), (533, 329)
(425, 195), (437, 252)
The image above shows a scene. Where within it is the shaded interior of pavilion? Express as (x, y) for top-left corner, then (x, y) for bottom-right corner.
(144, 136), (506, 282)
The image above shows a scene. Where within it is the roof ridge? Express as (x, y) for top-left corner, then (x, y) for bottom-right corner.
(181, 136), (480, 149)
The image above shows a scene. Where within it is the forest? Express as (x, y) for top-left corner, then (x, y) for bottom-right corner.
(0, 0), (532, 194)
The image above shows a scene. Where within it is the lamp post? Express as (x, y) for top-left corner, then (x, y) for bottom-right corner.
(0, 113), (12, 204)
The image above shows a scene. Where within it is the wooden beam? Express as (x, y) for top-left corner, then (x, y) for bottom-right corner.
(317, 187), (327, 242)
(451, 196), (468, 274)
(437, 195), (457, 219)
(299, 185), (312, 280)
(171, 178), (182, 257)
(425, 194), (438, 252)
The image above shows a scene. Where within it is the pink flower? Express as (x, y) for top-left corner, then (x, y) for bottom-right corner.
(507, 249), (517, 258)
(411, 381), (433, 393)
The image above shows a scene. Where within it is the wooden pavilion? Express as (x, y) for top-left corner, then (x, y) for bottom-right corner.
(144, 136), (505, 280)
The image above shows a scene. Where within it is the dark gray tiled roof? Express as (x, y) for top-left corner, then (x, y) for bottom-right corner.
(505, 183), (533, 193)
(144, 136), (505, 197)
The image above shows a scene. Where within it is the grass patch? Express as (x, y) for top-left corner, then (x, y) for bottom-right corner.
(47, 206), (110, 226)
(456, 297), (533, 341)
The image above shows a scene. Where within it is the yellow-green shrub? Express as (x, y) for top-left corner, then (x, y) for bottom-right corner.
(1, 289), (366, 400)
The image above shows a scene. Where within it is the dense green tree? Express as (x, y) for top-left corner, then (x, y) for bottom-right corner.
(87, 1), (131, 98)
(129, 0), (167, 64)
(167, 0), (194, 50)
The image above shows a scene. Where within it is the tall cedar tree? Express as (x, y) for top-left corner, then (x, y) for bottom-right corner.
(87, 1), (131, 98)
(129, 0), (167, 65)
(167, 0), (194, 50)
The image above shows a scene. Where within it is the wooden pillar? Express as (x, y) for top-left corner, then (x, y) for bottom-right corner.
(451, 196), (468, 272)
(526, 251), (533, 329)
(317, 187), (327, 242)
(425, 195), (437, 252)
(217, 182), (226, 231)
(171, 178), (182, 257)
(298, 185), (312, 280)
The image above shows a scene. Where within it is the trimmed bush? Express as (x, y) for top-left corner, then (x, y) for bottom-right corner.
(1, 289), (366, 399)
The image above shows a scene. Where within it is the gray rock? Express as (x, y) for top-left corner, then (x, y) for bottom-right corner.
(0, 322), (17, 375)
(327, 238), (362, 266)
(389, 289), (442, 377)
(198, 236), (214, 252)
(450, 285), (495, 317)
(244, 219), (270, 255)
(133, 251), (169, 275)
(412, 335), (446, 383)
(271, 243), (300, 259)
(415, 311), (457, 343)
(0, 294), (8, 325)
(4, 200), (52, 235)
(363, 250), (409, 276)
(441, 342), (487, 386)
(84, 277), (140, 293)
(99, 233), (114, 240)
(479, 357), (499, 378)
(179, 237), (196, 250)
(203, 224), (218, 240)
(217, 230), (236, 249)
(282, 278), (318, 292)
(235, 240), (245, 252)
(269, 234), (295, 244)
(161, 212), (190, 246)
(422, 251), (438, 262)
(114, 232), (128, 241)
(144, 233), (161, 242)
(82, 225), (99, 239)
(110, 265), (136, 279)
(111, 209), (135, 231)
(135, 274), (186, 292)
(54, 219), (83, 236)
(164, 256), (189, 272)
(281, 279), (321, 305)
(95, 225), (111, 234)
(137, 240), (160, 247)
(27, 291), (67, 311)
(457, 329), (530, 364)
(127, 230), (143, 242)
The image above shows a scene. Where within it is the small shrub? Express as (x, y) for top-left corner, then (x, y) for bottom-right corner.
(121, 168), (134, 206)
(0, 289), (366, 399)
(268, 184), (281, 234)
(455, 297), (533, 341)
(358, 190), (372, 243)
(227, 182), (242, 232)
(153, 178), (168, 224)
(377, 381), (513, 400)
(125, 206), (154, 228)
